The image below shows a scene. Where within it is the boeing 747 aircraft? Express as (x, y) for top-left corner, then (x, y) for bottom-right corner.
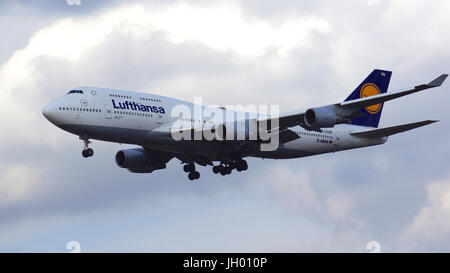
(42, 70), (447, 180)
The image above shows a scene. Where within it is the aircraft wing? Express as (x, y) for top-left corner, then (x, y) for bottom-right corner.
(267, 127), (301, 143)
(258, 73), (447, 130)
(340, 74), (448, 110)
(257, 109), (306, 130)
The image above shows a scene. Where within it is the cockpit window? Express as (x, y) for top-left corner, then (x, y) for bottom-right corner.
(67, 90), (84, 94)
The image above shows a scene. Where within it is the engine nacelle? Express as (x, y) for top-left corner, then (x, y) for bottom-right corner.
(115, 148), (171, 173)
(128, 163), (167, 173)
(115, 148), (149, 169)
(304, 107), (339, 128)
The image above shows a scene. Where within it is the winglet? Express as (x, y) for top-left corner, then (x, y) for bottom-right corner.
(427, 74), (448, 87)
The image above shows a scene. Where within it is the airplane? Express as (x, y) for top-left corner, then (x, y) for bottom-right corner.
(42, 70), (447, 180)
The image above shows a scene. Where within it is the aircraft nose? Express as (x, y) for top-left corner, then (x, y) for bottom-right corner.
(42, 103), (56, 123)
(42, 105), (50, 118)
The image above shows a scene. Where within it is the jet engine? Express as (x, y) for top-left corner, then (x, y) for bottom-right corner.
(304, 107), (342, 129)
(115, 148), (173, 173)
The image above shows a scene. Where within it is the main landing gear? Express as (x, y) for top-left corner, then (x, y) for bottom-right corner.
(80, 136), (94, 158)
(212, 159), (248, 176)
(183, 163), (200, 181)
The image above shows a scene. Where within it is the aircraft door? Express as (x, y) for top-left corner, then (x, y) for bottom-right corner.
(104, 106), (112, 119)
(333, 135), (340, 146)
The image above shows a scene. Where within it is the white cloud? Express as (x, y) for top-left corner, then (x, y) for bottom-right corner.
(265, 163), (363, 227)
(148, 2), (331, 57)
(403, 177), (450, 241)
(0, 165), (43, 208)
(266, 164), (322, 214)
(367, 0), (382, 6)
(325, 194), (356, 222)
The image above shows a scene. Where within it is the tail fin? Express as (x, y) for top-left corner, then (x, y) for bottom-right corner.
(344, 69), (392, 128)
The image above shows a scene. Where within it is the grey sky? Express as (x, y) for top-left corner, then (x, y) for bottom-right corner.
(1, 0), (450, 252)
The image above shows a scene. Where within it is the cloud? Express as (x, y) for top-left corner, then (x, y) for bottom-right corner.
(0, 165), (43, 208)
(403, 177), (450, 242)
(366, 0), (382, 6)
(0, 0), (450, 252)
(264, 163), (362, 225)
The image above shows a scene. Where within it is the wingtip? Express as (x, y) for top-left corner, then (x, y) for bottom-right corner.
(428, 74), (448, 87)
(425, 120), (439, 124)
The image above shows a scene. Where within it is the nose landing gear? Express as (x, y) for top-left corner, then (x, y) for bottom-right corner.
(80, 136), (94, 158)
(82, 148), (94, 158)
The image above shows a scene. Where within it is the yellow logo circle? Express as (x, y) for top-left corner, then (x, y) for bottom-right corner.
(360, 83), (382, 114)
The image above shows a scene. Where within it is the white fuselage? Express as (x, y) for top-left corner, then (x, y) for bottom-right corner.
(42, 87), (387, 161)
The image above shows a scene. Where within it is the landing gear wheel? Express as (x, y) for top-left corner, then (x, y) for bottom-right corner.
(188, 171), (200, 180)
(188, 172), (195, 180)
(184, 163), (195, 173)
(193, 171), (200, 179)
(212, 166), (220, 174)
(229, 162), (236, 169)
(233, 159), (247, 172)
(242, 160), (248, 171)
(82, 148), (94, 158)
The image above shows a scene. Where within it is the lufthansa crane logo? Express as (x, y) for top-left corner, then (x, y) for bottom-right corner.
(360, 83), (382, 114)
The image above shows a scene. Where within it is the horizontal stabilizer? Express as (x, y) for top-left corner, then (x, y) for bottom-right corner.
(351, 120), (438, 138)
